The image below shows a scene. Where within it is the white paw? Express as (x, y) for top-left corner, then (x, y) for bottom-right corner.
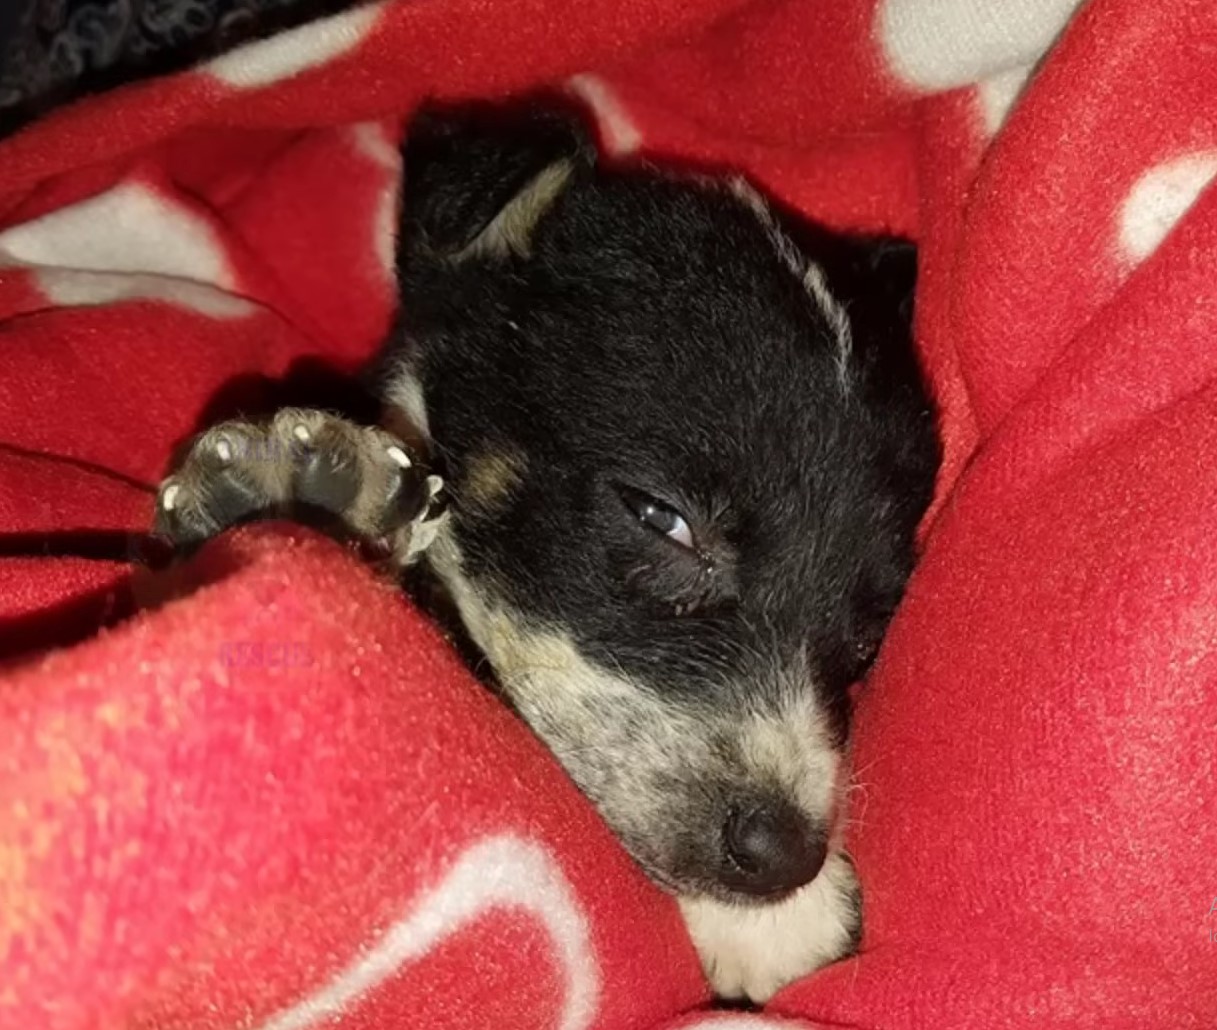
(678, 851), (861, 1002)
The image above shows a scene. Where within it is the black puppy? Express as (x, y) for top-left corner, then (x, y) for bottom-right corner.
(155, 97), (939, 1001)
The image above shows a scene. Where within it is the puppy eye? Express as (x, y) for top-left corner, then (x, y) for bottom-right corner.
(618, 486), (696, 550)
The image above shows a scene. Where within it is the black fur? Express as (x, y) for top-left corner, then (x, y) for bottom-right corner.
(389, 97), (938, 748)
(157, 94), (940, 940)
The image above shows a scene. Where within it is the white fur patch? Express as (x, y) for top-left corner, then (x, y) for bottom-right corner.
(801, 264), (853, 386)
(401, 508), (449, 565)
(567, 74), (642, 156)
(678, 851), (858, 1002)
(451, 160), (573, 263)
(877, 0), (1084, 91)
(207, 2), (386, 88)
(254, 834), (599, 1030)
(726, 178), (804, 279)
(429, 539), (639, 723)
(0, 181), (234, 286)
(1119, 152), (1217, 265)
(739, 694), (839, 831)
(383, 365), (430, 438)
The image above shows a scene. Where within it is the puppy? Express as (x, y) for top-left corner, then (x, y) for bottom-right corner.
(154, 97), (940, 1002)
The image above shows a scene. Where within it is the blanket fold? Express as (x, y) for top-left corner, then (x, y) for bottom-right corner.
(1, 1), (1215, 1027)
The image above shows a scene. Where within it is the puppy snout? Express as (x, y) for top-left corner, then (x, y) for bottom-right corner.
(721, 801), (827, 897)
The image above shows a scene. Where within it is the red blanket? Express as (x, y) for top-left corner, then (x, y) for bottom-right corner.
(3, 1), (1216, 1027)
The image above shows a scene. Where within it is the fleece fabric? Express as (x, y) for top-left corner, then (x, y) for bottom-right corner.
(1, 1), (1215, 1027)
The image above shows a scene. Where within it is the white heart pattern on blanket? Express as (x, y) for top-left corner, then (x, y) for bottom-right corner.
(253, 833), (601, 1030)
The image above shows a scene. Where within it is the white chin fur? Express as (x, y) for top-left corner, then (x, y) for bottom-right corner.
(678, 850), (859, 1003)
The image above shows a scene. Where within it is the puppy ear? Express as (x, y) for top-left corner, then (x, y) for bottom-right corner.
(402, 97), (592, 261)
(788, 220), (938, 500)
(784, 222), (916, 376)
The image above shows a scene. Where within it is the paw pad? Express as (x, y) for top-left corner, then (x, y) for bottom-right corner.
(154, 412), (442, 559)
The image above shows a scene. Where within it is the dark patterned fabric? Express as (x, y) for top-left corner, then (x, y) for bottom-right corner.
(0, 0), (363, 136)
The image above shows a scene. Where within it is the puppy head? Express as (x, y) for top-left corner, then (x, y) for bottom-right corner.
(385, 97), (939, 903)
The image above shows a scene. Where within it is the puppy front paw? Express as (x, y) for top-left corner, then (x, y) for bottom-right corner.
(155, 409), (446, 563)
(678, 850), (861, 1003)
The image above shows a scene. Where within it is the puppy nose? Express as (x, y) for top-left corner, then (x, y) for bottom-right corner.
(721, 802), (827, 897)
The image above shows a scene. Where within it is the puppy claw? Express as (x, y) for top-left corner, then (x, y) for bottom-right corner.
(386, 445), (413, 469)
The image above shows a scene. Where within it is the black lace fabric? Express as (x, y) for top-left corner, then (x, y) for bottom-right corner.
(0, 0), (364, 137)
